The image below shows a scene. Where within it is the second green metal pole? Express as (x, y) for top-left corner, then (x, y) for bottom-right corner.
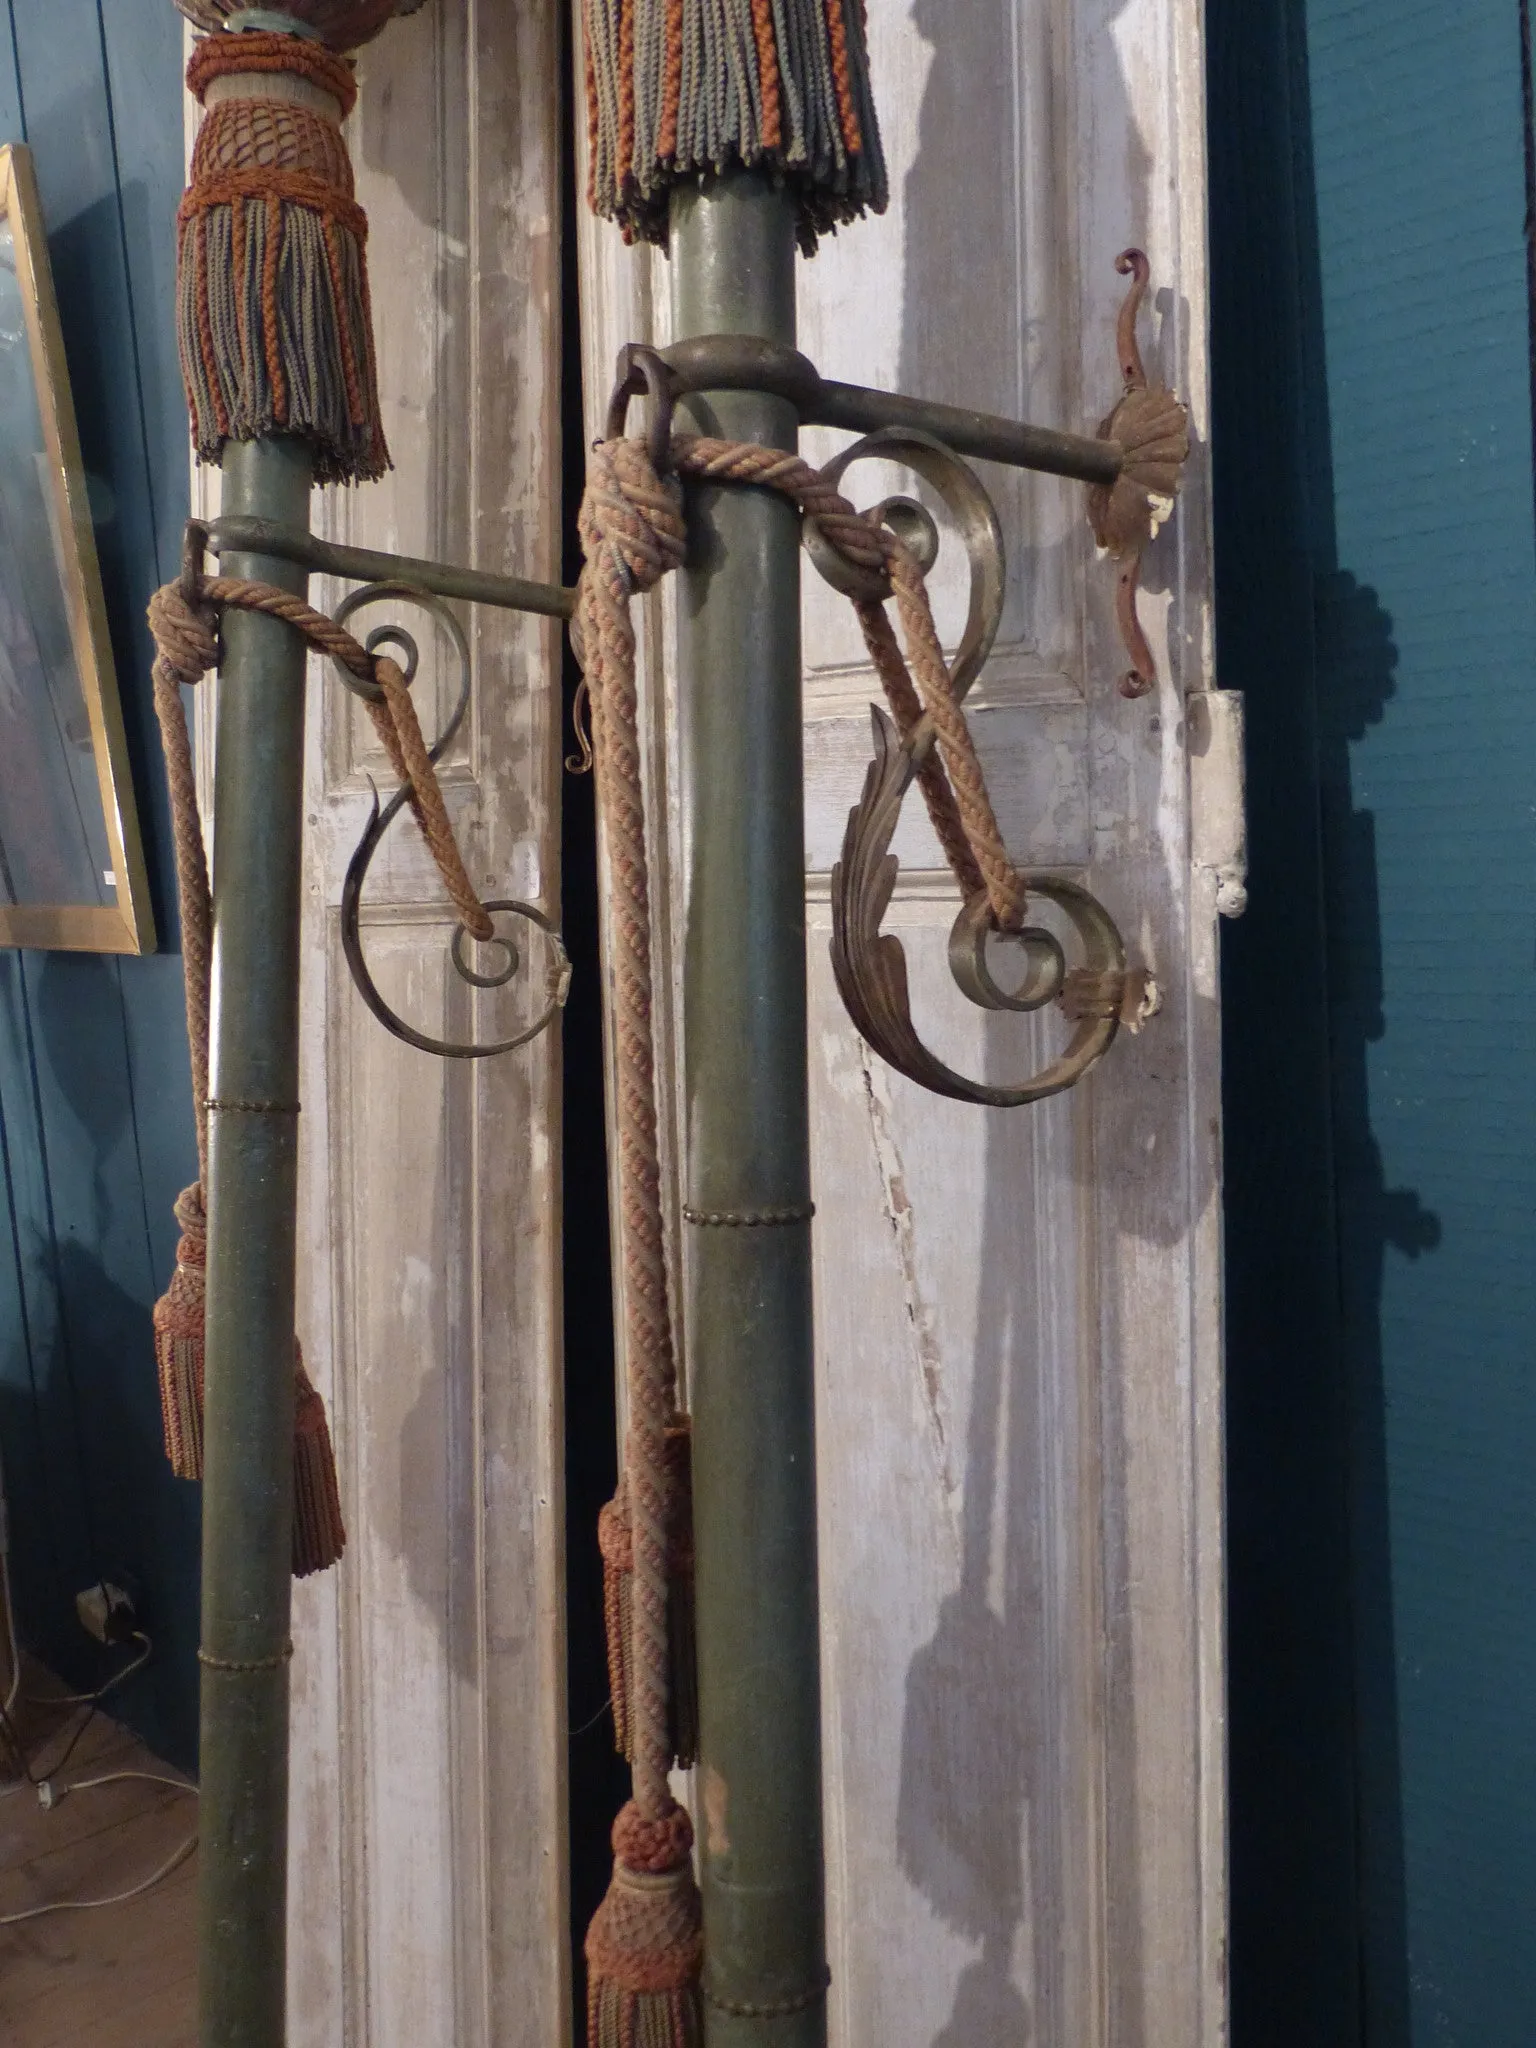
(198, 436), (313, 2048)
(672, 173), (827, 2046)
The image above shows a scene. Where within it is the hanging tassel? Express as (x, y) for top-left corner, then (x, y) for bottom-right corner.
(599, 1421), (698, 1769)
(177, 30), (389, 484)
(149, 567), (348, 1579)
(292, 1349), (347, 1578)
(154, 1183), (208, 1482)
(577, 422), (712, 2045)
(586, 1799), (704, 2048)
(151, 1182), (347, 1576)
(581, 0), (888, 253)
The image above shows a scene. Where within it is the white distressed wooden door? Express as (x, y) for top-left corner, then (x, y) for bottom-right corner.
(577, 4), (1228, 2046)
(191, 6), (567, 2043)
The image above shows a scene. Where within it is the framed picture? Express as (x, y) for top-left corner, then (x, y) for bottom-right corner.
(0, 142), (153, 953)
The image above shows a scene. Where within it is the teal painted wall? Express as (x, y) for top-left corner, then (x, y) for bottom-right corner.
(0, 2), (199, 1771)
(1213, 3), (1536, 2042)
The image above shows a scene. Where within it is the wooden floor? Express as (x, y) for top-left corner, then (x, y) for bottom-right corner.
(0, 1671), (197, 2048)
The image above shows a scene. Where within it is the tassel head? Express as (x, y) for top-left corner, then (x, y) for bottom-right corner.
(177, 30), (390, 483)
(585, 1800), (703, 2048)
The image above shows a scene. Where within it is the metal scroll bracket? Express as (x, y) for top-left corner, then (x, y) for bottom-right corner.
(199, 515), (577, 1061)
(810, 427), (1154, 1106)
(621, 246), (1185, 1104)
(202, 245), (1186, 1084)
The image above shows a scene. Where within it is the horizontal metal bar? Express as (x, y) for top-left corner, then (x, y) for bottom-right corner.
(812, 379), (1122, 486)
(204, 516), (577, 620)
(656, 334), (1123, 487)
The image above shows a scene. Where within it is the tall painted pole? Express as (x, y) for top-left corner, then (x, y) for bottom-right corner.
(197, 436), (312, 2048)
(165, 7), (402, 2038)
(672, 174), (828, 2047)
(576, 8), (883, 2033)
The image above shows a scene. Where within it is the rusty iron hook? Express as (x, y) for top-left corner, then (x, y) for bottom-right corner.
(605, 342), (677, 474)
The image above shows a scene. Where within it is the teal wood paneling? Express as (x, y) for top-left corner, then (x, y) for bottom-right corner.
(1307, 8), (1536, 2040)
(1, 15), (19, 137)
(0, 0), (197, 1772)
(1215, 3), (1536, 2041)
(1207, 3), (1362, 2039)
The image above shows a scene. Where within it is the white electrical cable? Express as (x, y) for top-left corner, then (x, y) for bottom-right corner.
(24, 1631), (152, 1707)
(61, 1769), (197, 1800)
(0, 1830), (197, 1927)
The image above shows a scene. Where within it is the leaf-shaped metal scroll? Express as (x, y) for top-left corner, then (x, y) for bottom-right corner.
(830, 708), (1126, 1107)
(334, 581), (570, 1059)
(819, 430), (1128, 1103)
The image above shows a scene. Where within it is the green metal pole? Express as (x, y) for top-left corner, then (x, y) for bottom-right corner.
(671, 174), (826, 2046)
(197, 434), (313, 2048)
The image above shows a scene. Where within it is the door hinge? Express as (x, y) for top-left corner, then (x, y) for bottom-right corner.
(1189, 690), (1248, 918)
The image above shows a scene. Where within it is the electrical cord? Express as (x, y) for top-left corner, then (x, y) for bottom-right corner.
(23, 1630), (152, 1707)
(0, 1829), (197, 1928)
(570, 1691), (615, 1739)
(5, 1700), (98, 1786)
(0, 1542), (188, 1927)
(0, 1631), (154, 1793)
(0, 1740), (198, 1930)
(62, 1769), (196, 1800)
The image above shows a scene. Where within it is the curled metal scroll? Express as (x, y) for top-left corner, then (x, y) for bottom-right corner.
(821, 434), (1128, 1105)
(336, 581), (570, 1060)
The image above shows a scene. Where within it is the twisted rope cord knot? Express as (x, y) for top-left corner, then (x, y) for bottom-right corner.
(573, 429), (1028, 1836)
(149, 566), (494, 966)
(582, 436), (688, 594)
(148, 582), (221, 690)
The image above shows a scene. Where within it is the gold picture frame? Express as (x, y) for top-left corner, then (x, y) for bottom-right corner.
(0, 142), (153, 954)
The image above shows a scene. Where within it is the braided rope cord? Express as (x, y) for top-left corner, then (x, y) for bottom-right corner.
(577, 440), (688, 1819)
(668, 433), (1026, 926)
(576, 431), (1027, 1826)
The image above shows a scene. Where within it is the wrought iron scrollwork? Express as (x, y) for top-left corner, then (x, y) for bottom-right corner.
(830, 708), (1128, 1106)
(333, 581), (570, 1060)
(812, 432), (1135, 1105)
